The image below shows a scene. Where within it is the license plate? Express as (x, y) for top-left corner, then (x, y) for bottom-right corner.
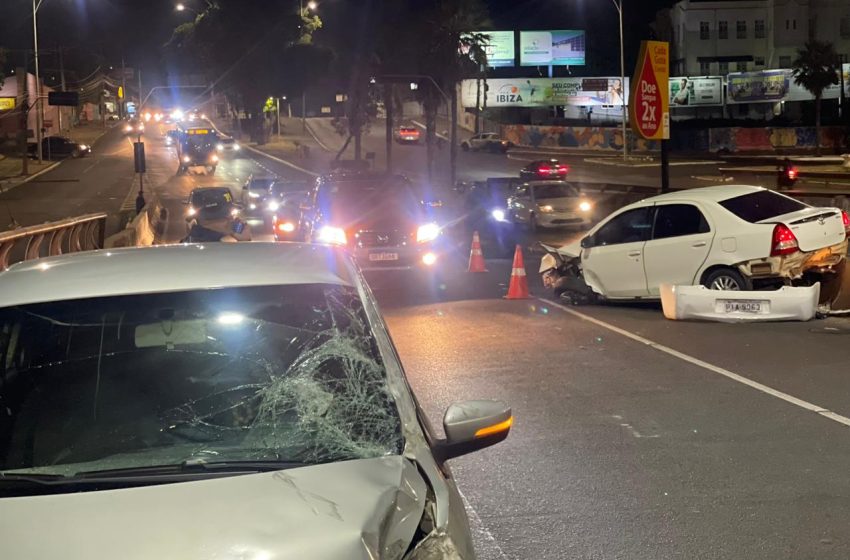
(718, 299), (768, 314)
(369, 252), (399, 261)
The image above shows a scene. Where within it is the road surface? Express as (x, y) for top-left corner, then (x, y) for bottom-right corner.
(4, 119), (850, 559)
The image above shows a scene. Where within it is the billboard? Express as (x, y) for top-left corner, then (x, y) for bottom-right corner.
(464, 31), (515, 67)
(727, 70), (789, 104)
(669, 76), (723, 107)
(629, 41), (669, 140)
(460, 77), (628, 108)
(520, 30), (586, 66)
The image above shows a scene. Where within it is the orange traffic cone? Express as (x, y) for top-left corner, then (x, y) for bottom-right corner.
(504, 245), (531, 299)
(468, 230), (488, 272)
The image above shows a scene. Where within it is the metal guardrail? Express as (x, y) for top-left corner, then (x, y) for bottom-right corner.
(0, 213), (107, 270)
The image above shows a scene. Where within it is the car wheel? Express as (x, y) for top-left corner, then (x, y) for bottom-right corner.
(461, 143), (469, 152)
(209, 166), (217, 175)
(703, 268), (750, 291)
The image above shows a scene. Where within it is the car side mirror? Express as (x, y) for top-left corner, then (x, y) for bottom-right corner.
(580, 235), (593, 249)
(434, 400), (512, 462)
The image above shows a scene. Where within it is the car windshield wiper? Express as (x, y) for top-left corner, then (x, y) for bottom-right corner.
(74, 459), (307, 479)
(0, 472), (69, 485)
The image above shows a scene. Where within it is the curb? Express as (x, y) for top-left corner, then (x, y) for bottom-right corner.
(0, 161), (62, 193)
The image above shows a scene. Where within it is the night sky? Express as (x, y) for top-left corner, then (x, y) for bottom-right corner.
(0, 0), (677, 84)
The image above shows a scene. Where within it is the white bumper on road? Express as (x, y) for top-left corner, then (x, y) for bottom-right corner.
(660, 283), (820, 322)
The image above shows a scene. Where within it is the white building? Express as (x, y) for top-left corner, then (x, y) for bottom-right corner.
(670, 0), (850, 76)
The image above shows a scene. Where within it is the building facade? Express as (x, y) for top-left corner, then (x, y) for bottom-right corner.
(670, 0), (850, 76)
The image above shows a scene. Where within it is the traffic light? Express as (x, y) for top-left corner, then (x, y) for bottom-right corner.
(777, 160), (799, 189)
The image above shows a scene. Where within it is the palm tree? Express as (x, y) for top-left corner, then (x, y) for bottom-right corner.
(791, 40), (840, 156)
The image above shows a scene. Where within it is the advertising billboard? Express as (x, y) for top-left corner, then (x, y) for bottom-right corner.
(669, 76), (723, 107)
(460, 77), (628, 108)
(464, 31), (515, 67)
(520, 30), (586, 66)
(727, 70), (789, 104)
(629, 40), (669, 140)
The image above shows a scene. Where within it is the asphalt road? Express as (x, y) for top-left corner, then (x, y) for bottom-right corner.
(5, 119), (850, 559)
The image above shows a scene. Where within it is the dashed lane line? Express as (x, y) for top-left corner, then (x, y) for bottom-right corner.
(542, 298), (850, 429)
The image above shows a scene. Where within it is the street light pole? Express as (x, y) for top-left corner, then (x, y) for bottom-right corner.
(33, 0), (44, 164)
(612, 0), (628, 159)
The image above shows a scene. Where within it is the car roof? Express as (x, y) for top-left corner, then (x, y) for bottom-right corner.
(643, 185), (768, 204)
(0, 243), (355, 308)
(191, 186), (231, 194)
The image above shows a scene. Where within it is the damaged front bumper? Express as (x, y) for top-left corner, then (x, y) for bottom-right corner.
(739, 239), (848, 283)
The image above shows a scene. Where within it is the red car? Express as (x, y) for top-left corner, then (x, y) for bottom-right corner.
(519, 159), (570, 181)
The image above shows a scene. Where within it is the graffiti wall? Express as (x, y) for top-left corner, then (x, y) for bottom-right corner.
(501, 125), (660, 152)
(502, 124), (848, 153)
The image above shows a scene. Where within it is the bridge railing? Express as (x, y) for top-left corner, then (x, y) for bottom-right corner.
(0, 213), (107, 270)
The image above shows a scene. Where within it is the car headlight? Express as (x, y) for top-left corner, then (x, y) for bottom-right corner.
(187, 207), (197, 216)
(124, 125), (133, 132)
(579, 201), (593, 213)
(217, 144), (224, 151)
(416, 222), (440, 243)
(139, 123), (145, 130)
(538, 204), (554, 213)
(211, 154), (219, 162)
(317, 225), (347, 245)
(267, 201), (280, 211)
(491, 208), (506, 222)
(249, 203), (257, 210)
(248, 191), (261, 198)
(183, 156), (191, 163)
(277, 221), (296, 233)
(230, 208), (240, 217)
(234, 144), (241, 150)
(78, 144), (88, 151)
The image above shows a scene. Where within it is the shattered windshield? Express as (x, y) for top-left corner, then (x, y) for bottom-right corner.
(0, 285), (403, 478)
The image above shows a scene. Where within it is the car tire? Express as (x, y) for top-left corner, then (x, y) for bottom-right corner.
(461, 143), (469, 152)
(702, 268), (751, 291)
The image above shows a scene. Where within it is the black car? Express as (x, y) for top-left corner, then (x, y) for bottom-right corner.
(185, 187), (241, 233)
(28, 136), (91, 160)
(519, 159), (570, 181)
(300, 172), (443, 271)
(241, 175), (277, 214)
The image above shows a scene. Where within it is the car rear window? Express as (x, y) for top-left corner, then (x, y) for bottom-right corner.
(719, 190), (807, 223)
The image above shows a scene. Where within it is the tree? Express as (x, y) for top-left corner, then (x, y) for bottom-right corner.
(792, 40), (840, 156)
(0, 47), (6, 89)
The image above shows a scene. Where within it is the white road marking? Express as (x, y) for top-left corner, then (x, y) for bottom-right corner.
(457, 488), (511, 560)
(542, 298), (850, 428)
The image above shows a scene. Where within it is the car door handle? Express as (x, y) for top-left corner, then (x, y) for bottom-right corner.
(627, 251), (641, 257)
(692, 241), (707, 248)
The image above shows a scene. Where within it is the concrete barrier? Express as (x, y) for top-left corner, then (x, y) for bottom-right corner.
(105, 197), (166, 248)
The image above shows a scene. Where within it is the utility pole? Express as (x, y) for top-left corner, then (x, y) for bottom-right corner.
(58, 46), (66, 134)
(33, 0), (43, 164)
(384, 83), (393, 173)
(612, 0), (628, 159)
(301, 90), (306, 133)
(138, 69), (143, 114)
(276, 97), (281, 138)
(18, 67), (29, 176)
(121, 58), (126, 119)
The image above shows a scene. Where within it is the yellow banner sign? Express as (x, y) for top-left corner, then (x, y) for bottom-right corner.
(629, 40), (669, 140)
(0, 97), (16, 111)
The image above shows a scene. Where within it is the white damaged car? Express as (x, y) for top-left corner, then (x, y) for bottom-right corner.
(0, 243), (511, 559)
(540, 185), (849, 303)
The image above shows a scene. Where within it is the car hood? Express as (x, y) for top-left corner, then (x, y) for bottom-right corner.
(1, 456), (428, 560)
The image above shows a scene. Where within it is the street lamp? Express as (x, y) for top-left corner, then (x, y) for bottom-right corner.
(611, 0), (628, 159)
(306, 1), (318, 11)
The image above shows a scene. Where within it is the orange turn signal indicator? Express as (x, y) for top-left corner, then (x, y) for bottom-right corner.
(474, 416), (513, 438)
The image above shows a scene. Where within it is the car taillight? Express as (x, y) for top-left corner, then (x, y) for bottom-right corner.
(555, 164), (569, 175)
(537, 165), (550, 175)
(771, 224), (799, 256)
(842, 210), (850, 233)
(787, 167), (798, 180)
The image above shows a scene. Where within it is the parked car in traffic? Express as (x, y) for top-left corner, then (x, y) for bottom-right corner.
(27, 136), (91, 160)
(241, 175), (276, 214)
(460, 132), (513, 153)
(506, 181), (594, 230)
(216, 136), (241, 156)
(393, 125), (421, 144)
(185, 186), (250, 240)
(519, 159), (569, 181)
(539, 185), (850, 303)
(299, 172), (444, 270)
(0, 242), (511, 559)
